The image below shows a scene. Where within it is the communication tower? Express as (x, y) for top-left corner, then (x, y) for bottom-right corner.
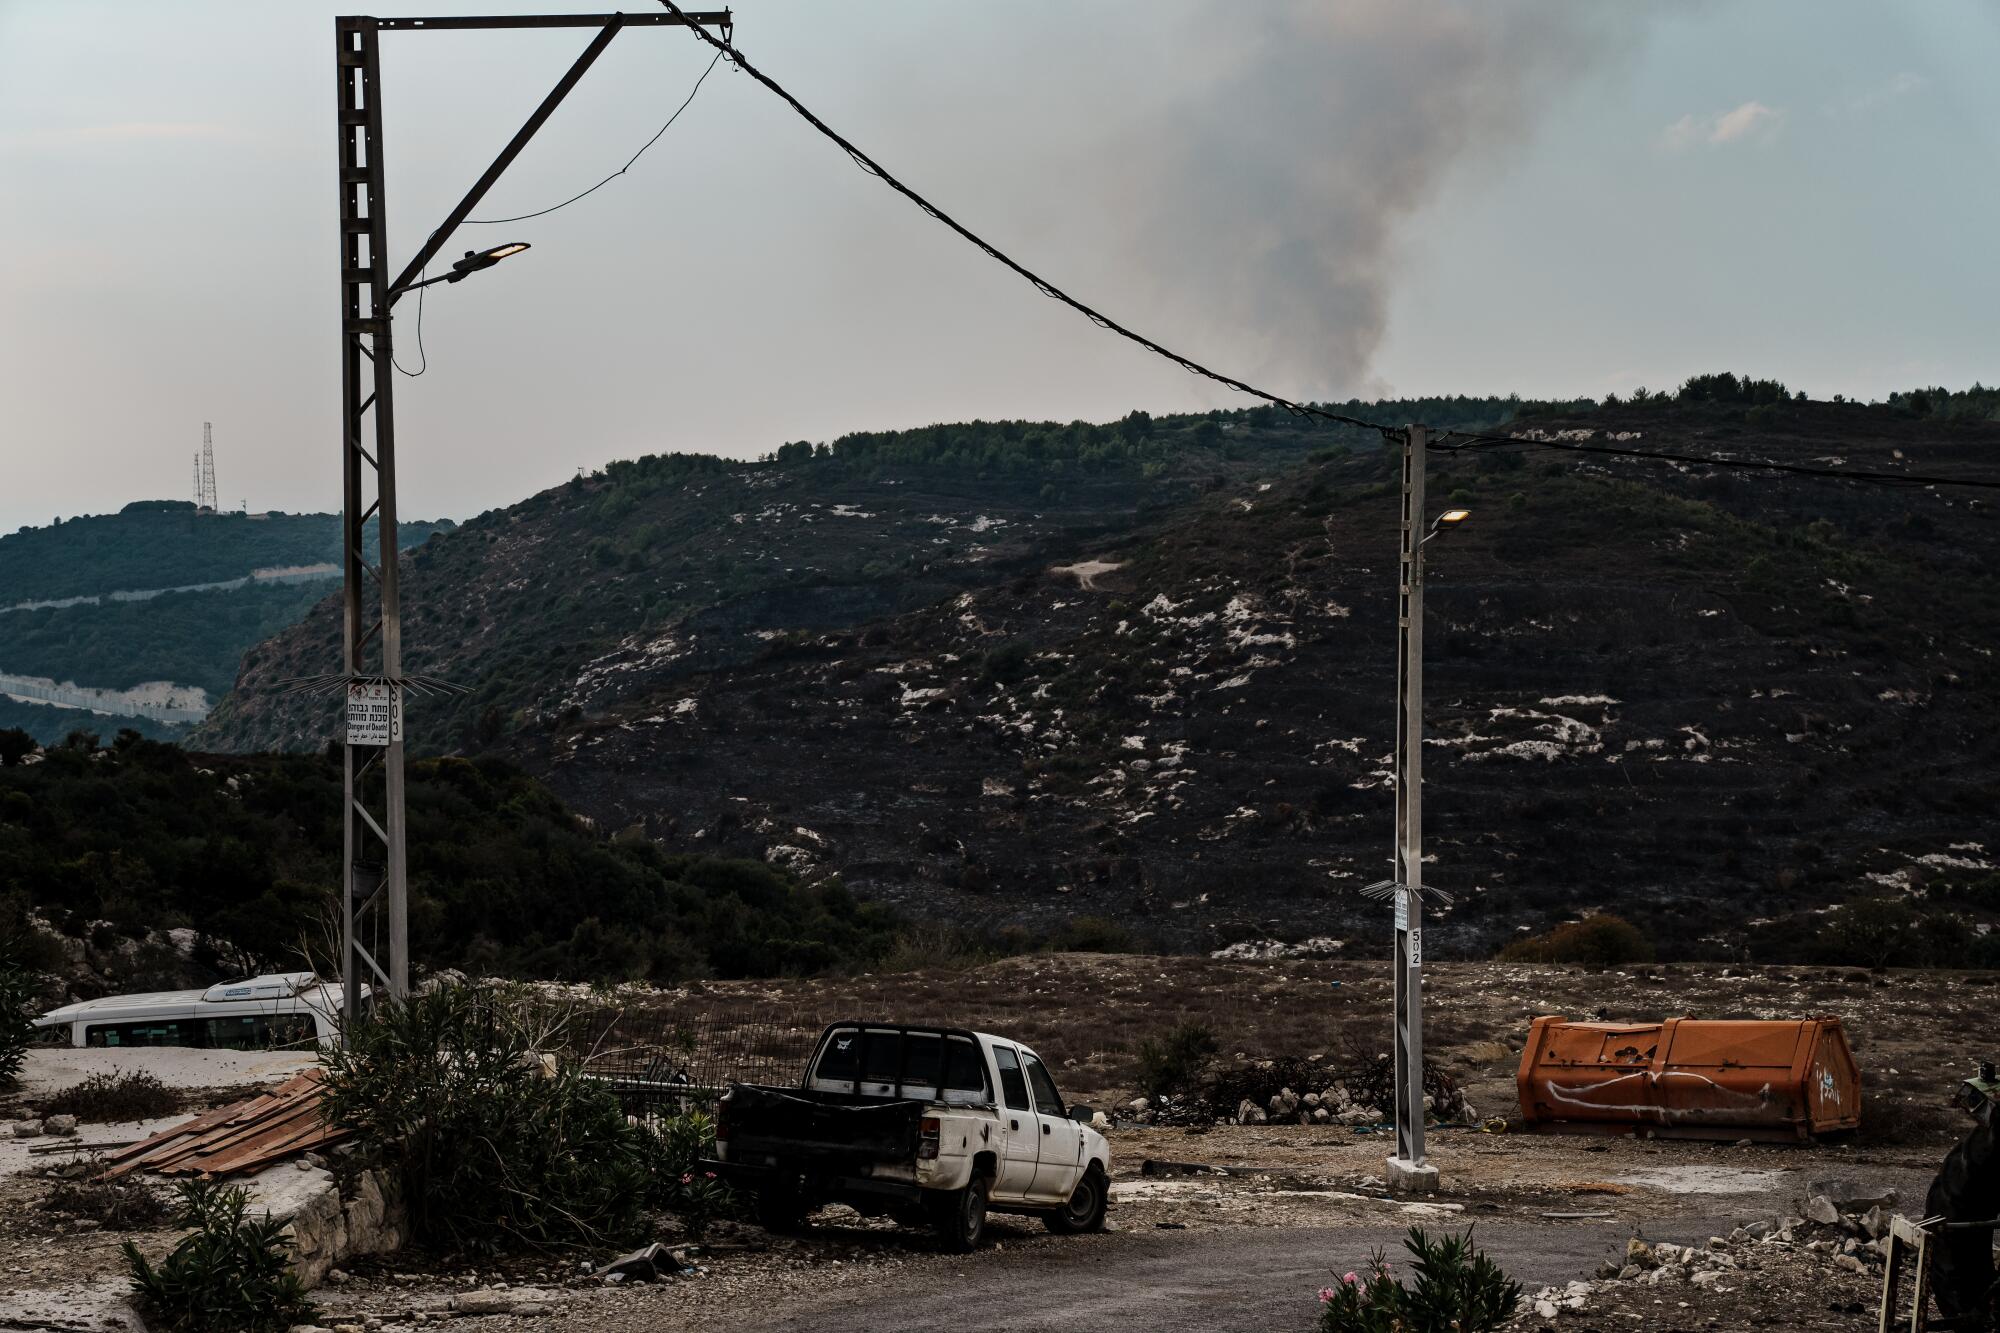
(197, 423), (219, 513)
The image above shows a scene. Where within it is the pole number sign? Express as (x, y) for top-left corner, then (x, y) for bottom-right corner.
(346, 681), (403, 746)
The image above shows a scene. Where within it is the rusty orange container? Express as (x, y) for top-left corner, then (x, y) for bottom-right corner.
(1515, 1015), (1860, 1142)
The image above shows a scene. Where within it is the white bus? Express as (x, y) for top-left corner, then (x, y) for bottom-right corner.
(33, 972), (366, 1050)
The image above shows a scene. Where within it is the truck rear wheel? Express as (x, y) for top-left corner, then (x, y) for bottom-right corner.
(1045, 1166), (1107, 1234)
(932, 1177), (989, 1252)
(754, 1183), (810, 1234)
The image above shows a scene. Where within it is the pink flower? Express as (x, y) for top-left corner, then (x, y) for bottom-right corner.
(704, 1171), (717, 1180)
(679, 1172), (693, 1185)
(1342, 1272), (1360, 1285)
(1318, 1287), (1337, 1304)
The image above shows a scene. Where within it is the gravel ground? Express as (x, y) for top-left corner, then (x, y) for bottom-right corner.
(298, 1123), (1929, 1333)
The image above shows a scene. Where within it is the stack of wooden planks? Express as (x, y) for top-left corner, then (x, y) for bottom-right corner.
(99, 1068), (351, 1180)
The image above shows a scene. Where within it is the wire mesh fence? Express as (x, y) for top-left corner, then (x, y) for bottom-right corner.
(575, 1002), (828, 1117)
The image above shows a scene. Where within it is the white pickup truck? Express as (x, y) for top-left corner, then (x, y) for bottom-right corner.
(708, 1022), (1110, 1250)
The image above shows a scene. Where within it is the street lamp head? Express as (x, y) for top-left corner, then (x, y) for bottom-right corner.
(446, 241), (532, 282)
(1437, 508), (1471, 526)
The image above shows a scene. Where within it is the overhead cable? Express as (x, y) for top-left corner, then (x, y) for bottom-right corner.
(463, 47), (725, 226)
(1436, 430), (2000, 492)
(652, 0), (1398, 438)
(657, 1), (2000, 494)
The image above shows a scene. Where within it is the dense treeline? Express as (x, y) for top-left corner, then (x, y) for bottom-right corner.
(0, 503), (451, 604)
(1885, 383), (2000, 422)
(0, 580), (326, 696)
(769, 396), (1588, 474)
(0, 732), (898, 985)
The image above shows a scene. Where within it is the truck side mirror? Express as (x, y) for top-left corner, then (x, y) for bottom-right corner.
(1070, 1105), (1094, 1123)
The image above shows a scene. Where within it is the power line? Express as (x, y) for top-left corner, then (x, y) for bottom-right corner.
(1436, 429), (2000, 492)
(656, 2), (2000, 495)
(652, 0), (1397, 439)
(393, 264), (429, 378)
(463, 48), (724, 226)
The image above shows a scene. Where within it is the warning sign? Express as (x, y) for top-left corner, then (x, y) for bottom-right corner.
(1393, 888), (1409, 932)
(346, 681), (402, 746)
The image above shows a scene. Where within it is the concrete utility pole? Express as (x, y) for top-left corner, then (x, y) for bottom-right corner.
(328, 9), (729, 1029)
(1369, 423), (1468, 1194)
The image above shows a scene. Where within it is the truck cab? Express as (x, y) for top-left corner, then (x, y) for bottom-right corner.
(710, 1022), (1110, 1250)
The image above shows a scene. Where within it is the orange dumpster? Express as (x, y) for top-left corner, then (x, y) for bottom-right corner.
(1515, 1015), (1860, 1142)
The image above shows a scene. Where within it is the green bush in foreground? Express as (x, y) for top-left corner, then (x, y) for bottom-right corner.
(124, 1180), (312, 1333)
(1316, 1227), (1521, 1333)
(321, 985), (650, 1254)
(0, 952), (36, 1087)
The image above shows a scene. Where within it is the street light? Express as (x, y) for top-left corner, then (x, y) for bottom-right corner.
(393, 243), (534, 295)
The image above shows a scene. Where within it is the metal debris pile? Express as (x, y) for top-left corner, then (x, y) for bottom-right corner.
(98, 1070), (349, 1180)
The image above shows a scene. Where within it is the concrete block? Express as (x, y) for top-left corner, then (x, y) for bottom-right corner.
(1385, 1155), (1439, 1194)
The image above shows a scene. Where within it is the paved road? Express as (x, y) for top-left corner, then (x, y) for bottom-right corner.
(670, 1218), (1728, 1333)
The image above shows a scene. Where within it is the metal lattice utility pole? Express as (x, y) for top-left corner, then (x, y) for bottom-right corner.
(329, 10), (731, 1030)
(335, 19), (409, 1024)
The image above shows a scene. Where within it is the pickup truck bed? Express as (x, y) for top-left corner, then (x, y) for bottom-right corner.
(720, 1084), (925, 1166)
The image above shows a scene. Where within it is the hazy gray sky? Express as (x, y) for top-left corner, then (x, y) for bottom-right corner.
(3, 1), (1996, 533)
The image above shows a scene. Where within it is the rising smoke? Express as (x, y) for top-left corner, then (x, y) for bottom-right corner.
(1099, 2), (1647, 397)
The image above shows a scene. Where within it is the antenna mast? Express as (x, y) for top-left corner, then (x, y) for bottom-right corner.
(198, 423), (218, 512)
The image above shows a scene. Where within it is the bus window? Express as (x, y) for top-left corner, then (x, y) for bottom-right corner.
(85, 1019), (191, 1048)
(201, 1013), (317, 1051)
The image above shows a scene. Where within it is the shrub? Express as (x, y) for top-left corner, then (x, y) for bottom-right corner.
(640, 1109), (741, 1243)
(123, 1179), (313, 1333)
(46, 1070), (182, 1122)
(1135, 1022), (1219, 1098)
(43, 1174), (172, 1230)
(319, 986), (651, 1254)
(0, 953), (35, 1087)
(1499, 914), (1652, 967)
(1316, 1228), (1521, 1333)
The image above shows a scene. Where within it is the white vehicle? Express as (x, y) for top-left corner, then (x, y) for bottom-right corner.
(33, 971), (365, 1050)
(709, 1022), (1111, 1250)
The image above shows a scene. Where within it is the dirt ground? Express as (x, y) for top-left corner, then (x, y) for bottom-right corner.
(0, 957), (1979, 1331)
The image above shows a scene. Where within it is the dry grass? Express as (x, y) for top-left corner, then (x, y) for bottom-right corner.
(589, 955), (1991, 1149)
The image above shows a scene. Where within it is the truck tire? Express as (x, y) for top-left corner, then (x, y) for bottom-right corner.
(932, 1177), (989, 1252)
(754, 1183), (811, 1234)
(1044, 1166), (1108, 1234)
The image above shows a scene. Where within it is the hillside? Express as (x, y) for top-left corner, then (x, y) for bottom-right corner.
(0, 732), (892, 995)
(197, 394), (2000, 963)
(0, 502), (449, 745)
(195, 398), (1546, 754)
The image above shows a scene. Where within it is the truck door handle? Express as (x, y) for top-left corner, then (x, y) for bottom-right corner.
(1010, 1119), (1019, 1131)
(1042, 1123), (1051, 1135)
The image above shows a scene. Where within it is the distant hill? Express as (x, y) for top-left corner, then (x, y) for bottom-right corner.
(196, 397), (1547, 754)
(0, 502), (451, 745)
(197, 389), (2000, 964)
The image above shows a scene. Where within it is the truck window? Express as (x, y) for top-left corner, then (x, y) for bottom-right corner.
(861, 1030), (904, 1087)
(1023, 1053), (1066, 1118)
(943, 1037), (989, 1102)
(85, 1019), (191, 1048)
(816, 1028), (862, 1086)
(901, 1033), (944, 1090)
(993, 1044), (1029, 1110)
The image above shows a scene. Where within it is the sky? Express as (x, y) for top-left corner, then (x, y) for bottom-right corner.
(2, 1), (1996, 533)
